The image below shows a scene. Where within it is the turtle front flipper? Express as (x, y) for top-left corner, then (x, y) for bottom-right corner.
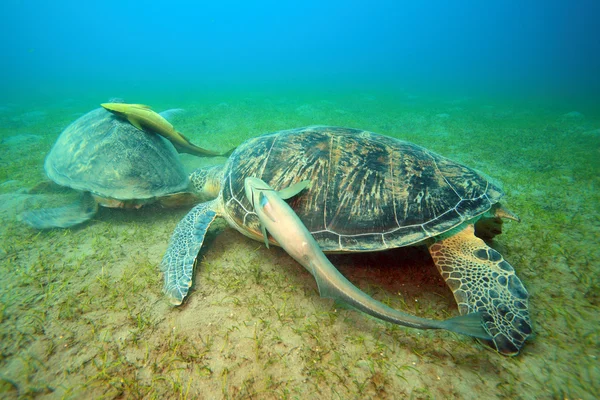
(161, 200), (218, 305)
(428, 224), (532, 355)
(20, 192), (98, 229)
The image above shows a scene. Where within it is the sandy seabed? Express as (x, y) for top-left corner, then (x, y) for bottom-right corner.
(0, 93), (598, 399)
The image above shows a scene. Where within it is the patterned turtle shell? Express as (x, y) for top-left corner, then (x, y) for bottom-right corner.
(45, 108), (190, 201)
(220, 126), (502, 251)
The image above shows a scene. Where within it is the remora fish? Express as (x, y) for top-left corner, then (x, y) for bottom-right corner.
(244, 176), (492, 340)
(101, 103), (232, 157)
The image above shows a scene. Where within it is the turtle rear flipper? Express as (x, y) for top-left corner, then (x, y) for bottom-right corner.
(428, 224), (532, 355)
(20, 192), (98, 229)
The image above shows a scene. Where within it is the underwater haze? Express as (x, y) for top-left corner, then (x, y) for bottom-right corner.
(1, 0), (600, 104)
(0, 1), (599, 399)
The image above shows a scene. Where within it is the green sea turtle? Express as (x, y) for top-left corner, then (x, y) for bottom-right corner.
(161, 126), (532, 355)
(20, 107), (224, 229)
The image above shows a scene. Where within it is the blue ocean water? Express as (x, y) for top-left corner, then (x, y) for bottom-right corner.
(1, 0), (599, 104)
(0, 1), (599, 399)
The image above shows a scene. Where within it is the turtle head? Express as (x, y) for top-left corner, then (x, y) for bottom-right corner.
(474, 203), (520, 240)
(189, 165), (224, 201)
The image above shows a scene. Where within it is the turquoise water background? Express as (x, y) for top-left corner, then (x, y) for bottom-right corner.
(1, 0), (599, 105)
(0, 1), (598, 399)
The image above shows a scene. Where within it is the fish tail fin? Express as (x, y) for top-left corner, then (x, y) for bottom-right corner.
(438, 312), (492, 340)
(173, 132), (225, 157)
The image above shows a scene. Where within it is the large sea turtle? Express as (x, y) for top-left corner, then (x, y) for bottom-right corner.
(161, 126), (532, 355)
(20, 107), (224, 229)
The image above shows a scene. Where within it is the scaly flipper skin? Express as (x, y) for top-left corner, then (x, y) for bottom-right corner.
(161, 200), (218, 305)
(428, 224), (532, 355)
(20, 192), (98, 229)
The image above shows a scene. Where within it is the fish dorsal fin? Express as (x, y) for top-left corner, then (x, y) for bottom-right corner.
(277, 180), (311, 200)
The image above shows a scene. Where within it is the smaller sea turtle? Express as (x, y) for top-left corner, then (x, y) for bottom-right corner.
(160, 126), (532, 356)
(21, 107), (224, 229)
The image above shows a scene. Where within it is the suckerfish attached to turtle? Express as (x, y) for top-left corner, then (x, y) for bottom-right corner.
(161, 126), (532, 356)
(101, 102), (234, 157)
(244, 176), (492, 341)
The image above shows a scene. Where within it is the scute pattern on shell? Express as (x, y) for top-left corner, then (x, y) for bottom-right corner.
(222, 126), (502, 251)
(44, 108), (189, 200)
